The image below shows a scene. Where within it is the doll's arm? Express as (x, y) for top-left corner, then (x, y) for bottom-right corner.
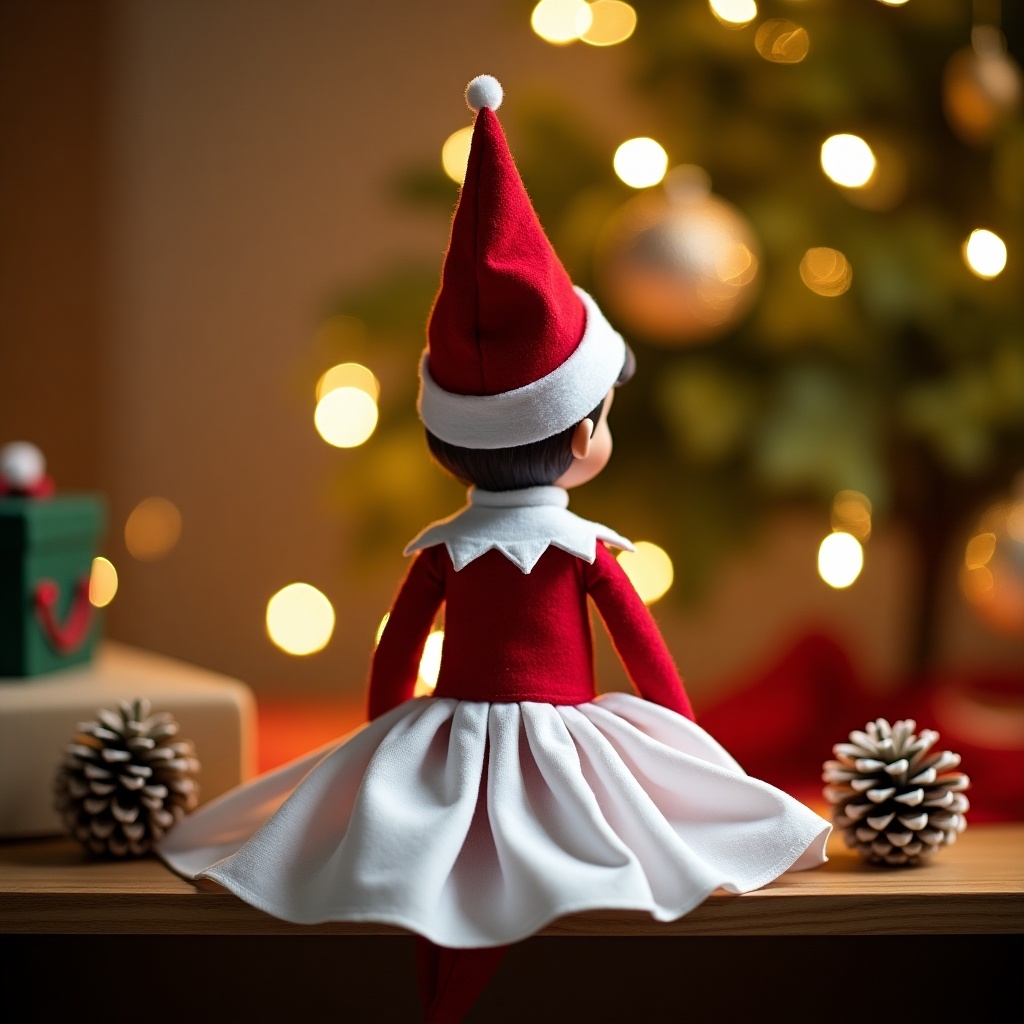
(367, 547), (446, 720)
(586, 543), (695, 720)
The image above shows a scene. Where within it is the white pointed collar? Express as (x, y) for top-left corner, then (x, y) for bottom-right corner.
(404, 486), (634, 574)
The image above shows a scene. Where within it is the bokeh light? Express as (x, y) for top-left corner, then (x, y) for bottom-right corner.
(709, 0), (757, 29)
(442, 126), (474, 185)
(963, 228), (1007, 279)
(754, 19), (809, 63)
(617, 541), (674, 604)
(820, 134), (877, 188)
(613, 137), (669, 188)
(582, 1), (637, 46)
(799, 247), (853, 296)
(960, 498), (1024, 634)
(266, 583), (335, 656)
(876, 1), (910, 6)
(831, 490), (872, 540)
(818, 532), (864, 589)
(89, 557), (118, 608)
(124, 497), (182, 562)
(417, 629), (445, 695)
(375, 614), (444, 694)
(316, 362), (379, 402)
(314, 386), (379, 448)
(531, 0), (592, 44)
(965, 531), (996, 570)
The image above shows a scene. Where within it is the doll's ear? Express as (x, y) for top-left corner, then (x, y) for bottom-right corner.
(570, 420), (593, 460)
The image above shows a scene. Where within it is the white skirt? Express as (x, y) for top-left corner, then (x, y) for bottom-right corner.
(156, 693), (830, 948)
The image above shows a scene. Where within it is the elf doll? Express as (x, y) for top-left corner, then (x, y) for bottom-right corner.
(158, 76), (831, 1023)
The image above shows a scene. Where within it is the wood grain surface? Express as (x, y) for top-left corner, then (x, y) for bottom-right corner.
(2, 823), (1020, 936)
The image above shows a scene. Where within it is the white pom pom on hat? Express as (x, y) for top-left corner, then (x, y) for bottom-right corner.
(466, 75), (503, 112)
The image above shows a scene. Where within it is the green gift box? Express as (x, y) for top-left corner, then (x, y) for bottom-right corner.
(0, 494), (108, 678)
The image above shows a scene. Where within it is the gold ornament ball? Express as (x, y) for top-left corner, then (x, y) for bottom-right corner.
(942, 26), (1023, 146)
(594, 167), (761, 346)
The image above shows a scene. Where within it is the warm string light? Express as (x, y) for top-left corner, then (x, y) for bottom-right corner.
(708, 0), (757, 29)
(582, 2), (637, 46)
(820, 134), (877, 188)
(817, 532), (864, 589)
(963, 228), (1008, 278)
(442, 126), (474, 185)
(831, 490), (872, 540)
(314, 388), (378, 448)
(531, 0), (593, 44)
(316, 362), (380, 402)
(375, 613), (443, 696)
(613, 137), (669, 188)
(314, 361), (379, 449)
(266, 583), (335, 655)
(818, 491), (871, 589)
(754, 19), (809, 63)
(617, 541), (674, 604)
(531, 1), (636, 46)
(416, 630), (445, 696)
(799, 247), (853, 297)
(89, 557), (118, 608)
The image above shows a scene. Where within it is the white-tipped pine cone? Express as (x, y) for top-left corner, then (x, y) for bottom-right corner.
(54, 698), (200, 857)
(822, 718), (970, 866)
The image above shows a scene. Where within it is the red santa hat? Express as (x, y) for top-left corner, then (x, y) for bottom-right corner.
(418, 75), (626, 450)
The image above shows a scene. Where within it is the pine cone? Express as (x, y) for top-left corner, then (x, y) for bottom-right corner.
(54, 698), (200, 857)
(822, 718), (970, 866)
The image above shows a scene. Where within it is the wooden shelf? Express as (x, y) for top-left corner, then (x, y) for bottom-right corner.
(3, 823), (1021, 937)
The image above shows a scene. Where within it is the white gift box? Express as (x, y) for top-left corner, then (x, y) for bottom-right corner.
(0, 641), (257, 838)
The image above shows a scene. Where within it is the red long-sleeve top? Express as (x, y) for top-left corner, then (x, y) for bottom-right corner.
(368, 542), (694, 722)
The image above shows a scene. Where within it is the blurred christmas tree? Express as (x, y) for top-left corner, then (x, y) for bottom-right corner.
(315, 0), (1024, 679)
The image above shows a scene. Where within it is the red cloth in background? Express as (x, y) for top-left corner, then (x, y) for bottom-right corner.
(693, 632), (1024, 823)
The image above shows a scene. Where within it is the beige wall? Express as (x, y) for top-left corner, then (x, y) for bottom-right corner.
(0, 1), (105, 492)
(3, 1), (1020, 703)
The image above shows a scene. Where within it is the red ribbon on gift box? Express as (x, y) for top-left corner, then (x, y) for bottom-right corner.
(34, 576), (93, 654)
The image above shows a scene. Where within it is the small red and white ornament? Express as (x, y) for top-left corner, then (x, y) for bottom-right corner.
(0, 441), (53, 496)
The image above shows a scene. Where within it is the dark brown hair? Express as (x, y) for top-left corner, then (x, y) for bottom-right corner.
(426, 345), (635, 491)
